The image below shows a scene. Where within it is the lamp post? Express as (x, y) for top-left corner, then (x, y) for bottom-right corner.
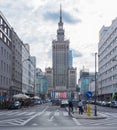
(94, 52), (97, 116)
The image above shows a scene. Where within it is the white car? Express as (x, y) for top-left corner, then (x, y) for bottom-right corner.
(60, 99), (69, 107)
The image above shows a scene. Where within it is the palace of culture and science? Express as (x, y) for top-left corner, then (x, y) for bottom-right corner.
(45, 6), (77, 99)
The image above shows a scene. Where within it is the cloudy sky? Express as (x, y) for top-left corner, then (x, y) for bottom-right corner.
(0, 0), (117, 78)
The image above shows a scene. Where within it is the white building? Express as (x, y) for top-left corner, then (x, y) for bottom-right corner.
(98, 17), (117, 101)
(22, 44), (36, 96)
(45, 67), (53, 95)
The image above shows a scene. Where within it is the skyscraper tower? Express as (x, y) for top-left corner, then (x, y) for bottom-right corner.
(52, 5), (69, 91)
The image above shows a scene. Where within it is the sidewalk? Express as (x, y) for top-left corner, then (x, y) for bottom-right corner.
(66, 106), (107, 119)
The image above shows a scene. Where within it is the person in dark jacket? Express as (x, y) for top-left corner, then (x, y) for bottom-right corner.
(68, 100), (73, 114)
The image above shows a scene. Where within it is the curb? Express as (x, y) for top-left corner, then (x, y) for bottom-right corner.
(72, 114), (107, 119)
(65, 107), (107, 119)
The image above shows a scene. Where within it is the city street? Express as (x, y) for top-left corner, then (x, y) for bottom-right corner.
(0, 103), (117, 130)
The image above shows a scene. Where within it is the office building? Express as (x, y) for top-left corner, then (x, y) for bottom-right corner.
(69, 50), (73, 68)
(10, 29), (22, 96)
(98, 17), (117, 101)
(45, 67), (53, 97)
(0, 11), (12, 101)
(78, 67), (95, 99)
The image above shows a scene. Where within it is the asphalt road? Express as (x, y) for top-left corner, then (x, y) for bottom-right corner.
(0, 103), (117, 130)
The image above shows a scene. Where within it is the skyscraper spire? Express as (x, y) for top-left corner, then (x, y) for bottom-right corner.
(60, 4), (62, 23)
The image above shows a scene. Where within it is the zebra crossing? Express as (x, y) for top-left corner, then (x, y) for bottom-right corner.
(0, 110), (69, 126)
(0, 109), (116, 127)
(77, 112), (117, 126)
(0, 110), (36, 116)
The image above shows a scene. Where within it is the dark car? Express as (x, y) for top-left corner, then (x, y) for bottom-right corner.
(51, 99), (61, 106)
(8, 101), (21, 110)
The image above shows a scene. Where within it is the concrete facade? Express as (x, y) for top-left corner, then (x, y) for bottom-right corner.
(10, 29), (22, 96)
(69, 50), (73, 68)
(0, 11), (12, 100)
(98, 17), (117, 101)
(78, 67), (95, 99)
(52, 7), (69, 91)
(45, 67), (53, 94)
(68, 68), (77, 91)
(22, 44), (36, 96)
(35, 68), (47, 98)
(51, 6), (77, 99)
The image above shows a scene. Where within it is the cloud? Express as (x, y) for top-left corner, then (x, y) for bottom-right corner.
(72, 49), (83, 58)
(43, 10), (81, 24)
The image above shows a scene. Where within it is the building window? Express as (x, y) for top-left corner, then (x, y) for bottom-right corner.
(1, 75), (2, 86)
(0, 31), (2, 38)
(1, 47), (3, 55)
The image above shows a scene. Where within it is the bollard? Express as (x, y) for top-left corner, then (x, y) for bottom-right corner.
(87, 104), (91, 116)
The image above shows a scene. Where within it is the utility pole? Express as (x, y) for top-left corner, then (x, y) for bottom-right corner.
(94, 52), (97, 116)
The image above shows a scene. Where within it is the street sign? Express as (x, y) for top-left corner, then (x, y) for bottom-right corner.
(86, 91), (92, 98)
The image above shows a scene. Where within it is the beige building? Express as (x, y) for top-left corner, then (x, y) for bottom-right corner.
(45, 67), (53, 94)
(68, 68), (77, 91)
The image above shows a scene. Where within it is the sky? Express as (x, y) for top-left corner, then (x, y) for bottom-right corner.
(0, 0), (117, 78)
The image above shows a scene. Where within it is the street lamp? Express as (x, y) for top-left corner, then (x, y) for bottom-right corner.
(94, 52), (97, 116)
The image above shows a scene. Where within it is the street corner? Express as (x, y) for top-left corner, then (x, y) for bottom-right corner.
(72, 112), (107, 119)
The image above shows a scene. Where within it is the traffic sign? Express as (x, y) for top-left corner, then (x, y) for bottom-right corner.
(86, 91), (92, 98)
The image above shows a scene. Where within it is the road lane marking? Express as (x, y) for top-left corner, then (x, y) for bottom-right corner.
(25, 112), (36, 115)
(32, 123), (38, 126)
(45, 111), (51, 116)
(49, 115), (54, 121)
(21, 106), (49, 126)
(0, 111), (12, 115)
(72, 118), (81, 125)
(7, 111), (20, 115)
(54, 112), (59, 116)
(63, 111), (68, 116)
(16, 112), (28, 116)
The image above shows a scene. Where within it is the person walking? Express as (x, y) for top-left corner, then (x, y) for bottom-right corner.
(68, 100), (73, 115)
(78, 100), (83, 115)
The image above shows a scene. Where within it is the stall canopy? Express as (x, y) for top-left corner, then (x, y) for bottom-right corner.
(33, 96), (40, 99)
(13, 93), (30, 99)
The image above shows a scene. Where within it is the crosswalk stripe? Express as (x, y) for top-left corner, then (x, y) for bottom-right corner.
(7, 111), (20, 115)
(44, 111), (51, 116)
(16, 112), (28, 116)
(63, 111), (68, 116)
(54, 112), (59, 116)
(72, 118), (81, 125)
(104, 112), (117, 117)
(0, 111), (12, 115)
(25, 112), (36, 115)
(98, 112), (117, 118)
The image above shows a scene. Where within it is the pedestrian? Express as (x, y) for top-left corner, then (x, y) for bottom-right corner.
(78, 100), (83, 115)
(68, 100), (73, 114)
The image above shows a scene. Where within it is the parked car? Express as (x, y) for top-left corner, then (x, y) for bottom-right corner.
(105, 101), (111, 107)
(51, 99), (61, 106)
(101, 101), (107, 106)
(60, 99), (69, 107)
(8, 101), (21, 110)
(110, 101), (117, 108)
(34, 99), (42, 105)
